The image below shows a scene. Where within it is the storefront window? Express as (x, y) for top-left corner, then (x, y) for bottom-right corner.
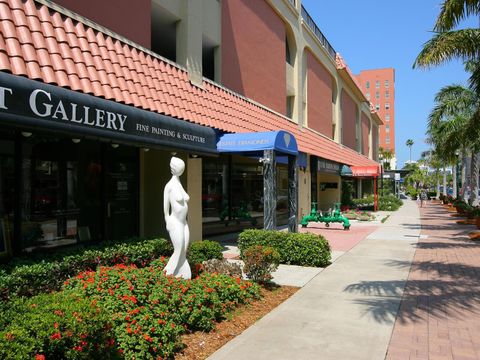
(21, 137), (102, 250)
(202, 154), (291, 235)
(202, 155), (264, 236)
(0, 138), (15, 256)
(231, 157), (263, 226)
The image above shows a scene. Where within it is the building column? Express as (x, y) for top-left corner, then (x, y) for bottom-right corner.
(176, 0), (203, 86)
(288, 155), (298, 232)
(263, 150), (276, 230)
(187, 157), (202, 242)
(334, 84), (343, 143)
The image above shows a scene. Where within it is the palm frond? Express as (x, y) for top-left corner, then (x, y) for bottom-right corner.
(435, 0), (480, 31)
(413, 29), (480, 68)
(467, 61), (480, 94)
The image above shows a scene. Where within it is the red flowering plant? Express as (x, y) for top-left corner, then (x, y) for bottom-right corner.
(64, 257), (260, 359)
(0, 290), (118, 359)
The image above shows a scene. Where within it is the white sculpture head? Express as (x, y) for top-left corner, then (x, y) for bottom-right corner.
(170, 156), (185, 176)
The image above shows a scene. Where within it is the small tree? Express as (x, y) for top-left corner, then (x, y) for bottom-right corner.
(406, 139), (414, 163)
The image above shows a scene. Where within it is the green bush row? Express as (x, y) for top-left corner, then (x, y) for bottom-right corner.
(0, 237), (173, 302)
(238, 229), (331, 267)
(352, 194), (403, 211)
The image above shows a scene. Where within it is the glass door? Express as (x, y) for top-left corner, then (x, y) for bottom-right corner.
(104, 146), (139, 241)
(0, 139), (15, 256)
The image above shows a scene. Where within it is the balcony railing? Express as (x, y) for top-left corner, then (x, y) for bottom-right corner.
(301, 5), (336, 60)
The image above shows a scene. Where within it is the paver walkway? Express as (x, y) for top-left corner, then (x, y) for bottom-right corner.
(386, 203), (480, 360)
(209, 200), (420, 360)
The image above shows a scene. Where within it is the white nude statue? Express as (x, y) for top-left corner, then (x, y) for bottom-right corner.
(163, 156), (191, 279)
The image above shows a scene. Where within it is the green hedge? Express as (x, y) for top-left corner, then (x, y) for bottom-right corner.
(0, 237), (173, 302)
(238, 229), (331, 267)
(187, 240), (224, 266)
(352, 194), (403, 211)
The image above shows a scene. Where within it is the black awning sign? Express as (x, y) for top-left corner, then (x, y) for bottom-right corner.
(0, 71), (216, 154)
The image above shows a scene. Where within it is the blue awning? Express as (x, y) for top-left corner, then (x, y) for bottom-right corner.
(217, 130), (298, 155)
(340, 165), (353, 176)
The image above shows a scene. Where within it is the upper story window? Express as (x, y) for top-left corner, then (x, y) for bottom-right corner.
(375, 91), (380, 99)
(375, 80), (380, 89)
(366, 81), (370, 89)
(385, 91), (389, 98)
(366, 93), (370, 100)
(375, 104), (380, 111)
(385, 103), (390, 110)
(385, 80), (389, 88)
(386, 124), (390, 133)
(385, 114), (390, 121)
(386, 136), (390, 144)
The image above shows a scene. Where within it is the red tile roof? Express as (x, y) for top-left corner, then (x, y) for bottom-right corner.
(0, 0), (378, 167)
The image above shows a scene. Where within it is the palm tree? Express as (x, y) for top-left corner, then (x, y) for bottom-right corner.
(426, 83), (480, 204)
(406, 139), (414, 163)
(413, 0), (480, 93)
(379, 147), (394, 170)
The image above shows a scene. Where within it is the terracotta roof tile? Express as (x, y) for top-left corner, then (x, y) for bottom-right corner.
(0, 0), (377, 167)
(13, 9), (28, 28)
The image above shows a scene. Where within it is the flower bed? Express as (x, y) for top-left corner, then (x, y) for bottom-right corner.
(0, 259), (260, 359)
(0, 237), (173, 303)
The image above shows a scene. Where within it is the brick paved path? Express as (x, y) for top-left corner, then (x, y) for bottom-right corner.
(386, 203), (480, 360)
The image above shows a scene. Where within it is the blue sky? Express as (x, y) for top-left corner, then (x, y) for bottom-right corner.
(301, 0), (476, 168)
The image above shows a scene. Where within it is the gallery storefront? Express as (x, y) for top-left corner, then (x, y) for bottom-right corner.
(0, 71), (217, 258)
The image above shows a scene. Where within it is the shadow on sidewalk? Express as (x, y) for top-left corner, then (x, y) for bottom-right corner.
(343, 254), (480, 325)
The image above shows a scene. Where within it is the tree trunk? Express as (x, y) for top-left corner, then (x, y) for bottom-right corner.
(443, 166), (447, 196)
(452, 164), (457, 198)
(470, 152), (479, 206)
(460, 153), (466, 199)
(436, 169), (440, 199)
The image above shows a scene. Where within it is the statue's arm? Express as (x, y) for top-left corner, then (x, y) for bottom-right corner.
(163, 184), (170, 223)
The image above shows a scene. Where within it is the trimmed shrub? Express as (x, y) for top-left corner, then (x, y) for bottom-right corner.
(187, 240), (224, 266)
(352, 194), (403, 211)
(0, 237), (173, 302)
(0, 290), (116, 359)
(238, 229), (331, 267)
(243, 245), (280, 283)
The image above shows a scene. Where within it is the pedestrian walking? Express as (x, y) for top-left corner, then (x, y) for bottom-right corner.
(420, 187), (428, 207)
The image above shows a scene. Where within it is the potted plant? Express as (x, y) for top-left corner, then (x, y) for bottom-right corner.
(471, 207), (480, 229)
(454, 200), (468, 214)
(357, 211), (372, 221)
(464, 204), (475, 219)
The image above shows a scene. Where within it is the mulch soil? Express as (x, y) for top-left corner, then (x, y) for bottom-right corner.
(176, 285), (299, 359)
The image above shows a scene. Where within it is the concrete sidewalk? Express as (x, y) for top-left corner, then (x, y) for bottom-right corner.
(209, 200), (420, 360)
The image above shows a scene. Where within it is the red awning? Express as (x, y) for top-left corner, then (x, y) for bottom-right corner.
(350, 165), (380, 177)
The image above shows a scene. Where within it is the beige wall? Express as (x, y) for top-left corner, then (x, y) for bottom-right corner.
(140, 151), (202, 241)
(298, 166), (311, 220)
(187, 157), (203, 242)
(317, 173), (341, 211)
(140, 149), (173, 239)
